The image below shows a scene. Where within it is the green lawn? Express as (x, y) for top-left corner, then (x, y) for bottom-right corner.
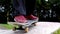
(53, 28), (60, 34)
(0, 24), (14, 29)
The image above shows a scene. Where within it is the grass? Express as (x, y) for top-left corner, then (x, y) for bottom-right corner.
(0, 24), (14, 29)
(53, 28), (60, 34)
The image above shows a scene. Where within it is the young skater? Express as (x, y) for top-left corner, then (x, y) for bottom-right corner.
(13, 0), (38, 23)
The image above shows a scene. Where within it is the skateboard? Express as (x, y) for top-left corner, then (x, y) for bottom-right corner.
(8, 18), (38, 33)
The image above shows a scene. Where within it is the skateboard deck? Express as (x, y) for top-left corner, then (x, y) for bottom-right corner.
(14, 19), (38, 25)
(8, 18), (38, 26)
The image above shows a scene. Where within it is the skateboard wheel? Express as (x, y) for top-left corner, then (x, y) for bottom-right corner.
(34, 23), (36, 26)
(25, 27), (29, 33)
(13, 27), (16, 31)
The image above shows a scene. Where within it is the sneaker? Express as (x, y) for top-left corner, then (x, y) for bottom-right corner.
(26, 14), (38, 20)
(14, 15), (27, 23)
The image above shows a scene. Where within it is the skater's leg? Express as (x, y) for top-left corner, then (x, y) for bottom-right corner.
(12, 0), (27, 23)
(13, 0), (26, 16)
(25, 0), (36, 15)
(25, 0), (38, 20)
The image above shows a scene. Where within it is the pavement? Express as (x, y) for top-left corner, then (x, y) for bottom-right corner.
(0, 22), (60, 34)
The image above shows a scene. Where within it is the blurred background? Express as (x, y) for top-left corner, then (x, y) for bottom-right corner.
(0, 0), (60, 24)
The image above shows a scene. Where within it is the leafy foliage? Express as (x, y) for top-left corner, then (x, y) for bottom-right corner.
(53, 28), (60, 34)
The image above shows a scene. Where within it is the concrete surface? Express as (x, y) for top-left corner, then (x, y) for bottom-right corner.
(0, 22), (60, 34)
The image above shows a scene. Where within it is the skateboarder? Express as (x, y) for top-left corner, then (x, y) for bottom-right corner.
(13, 0), (38, 23)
